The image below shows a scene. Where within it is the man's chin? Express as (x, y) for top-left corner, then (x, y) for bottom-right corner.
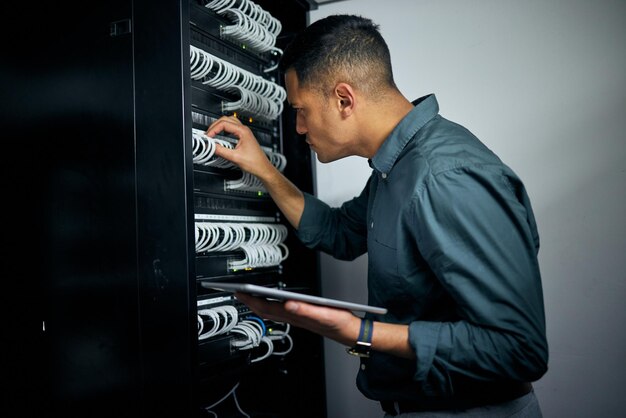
(315, 153), (342, 164)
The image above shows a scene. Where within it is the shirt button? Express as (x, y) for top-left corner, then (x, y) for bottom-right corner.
(361, 364), (366, 371)
(381, 173), (387, 179)
(370, 222), (374, 229)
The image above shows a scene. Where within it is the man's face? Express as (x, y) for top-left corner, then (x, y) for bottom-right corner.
(285, 70), (350, 163)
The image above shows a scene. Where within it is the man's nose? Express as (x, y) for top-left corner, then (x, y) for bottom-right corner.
(296, 115), (307, 135)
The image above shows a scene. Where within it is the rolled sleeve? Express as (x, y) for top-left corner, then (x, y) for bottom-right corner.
(409, 321), (445, 395)
(295, 192), (332, 246)
(295, 185), (369, 261)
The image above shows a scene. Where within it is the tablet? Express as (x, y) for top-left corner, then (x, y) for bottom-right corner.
(201, 281), (388, 315)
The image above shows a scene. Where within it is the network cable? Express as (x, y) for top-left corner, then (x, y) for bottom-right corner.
(201, 0), (283, 71)
(191, 128), (287, 186)
(204, 381), (251, 418)
(190, 46), (286, 120)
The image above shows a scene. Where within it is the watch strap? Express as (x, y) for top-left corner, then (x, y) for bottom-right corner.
(346, 318), (373, 357)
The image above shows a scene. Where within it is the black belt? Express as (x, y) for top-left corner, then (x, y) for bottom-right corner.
(381, 382), (532, 416)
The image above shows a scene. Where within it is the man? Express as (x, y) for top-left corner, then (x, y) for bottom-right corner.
(207, 14), (548, 417)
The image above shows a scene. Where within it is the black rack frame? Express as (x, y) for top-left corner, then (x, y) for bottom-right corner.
(3, 1), (325, 417)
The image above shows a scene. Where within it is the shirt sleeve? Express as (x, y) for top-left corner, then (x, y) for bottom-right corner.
(295, 177), (370, 261)
(408, 165), (548, 390)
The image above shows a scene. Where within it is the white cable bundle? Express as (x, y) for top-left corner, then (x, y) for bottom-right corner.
(250, 322), (293, 363)
(228, 243), (289, 270)
(202, 0), (282, 71)
(230, 318), (264, 349)
(197, 304), (240, 340)
(192, 128), (237, 169)
(203, 0), (281, 38)
(195, 222), (289, 269)
(197, 304), (294, 362)
(268, 151), (287, 172)
(224, 148), (286, 192)
(196, 222), (247, 253)
(189, 46), (286, 120)
(224, 171), (263, 192)
(191, 127), (287, 193)
(228, 316), (293, 363)
(195, 222), (288, 252)
(221, 9), (279, 54)
(264, 322), (293, 357)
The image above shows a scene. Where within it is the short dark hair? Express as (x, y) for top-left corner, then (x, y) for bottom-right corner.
(280, 14), (397, 97)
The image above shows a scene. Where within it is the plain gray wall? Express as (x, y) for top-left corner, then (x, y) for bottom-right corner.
(307, 1), (626, 417)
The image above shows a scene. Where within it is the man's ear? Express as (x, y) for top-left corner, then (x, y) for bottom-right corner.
(334, 82), (356, 116)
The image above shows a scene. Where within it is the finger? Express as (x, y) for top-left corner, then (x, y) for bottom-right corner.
(205, 119), (230, 138)
(235, 292), (289, 321)
(207, 115), (241, 131)
(213, 142), (236, 161)
(224, 115), (243, 125)
(284, 300), (337, 323)
(234, 292), (261, 307)
(206, 117), (245, 139)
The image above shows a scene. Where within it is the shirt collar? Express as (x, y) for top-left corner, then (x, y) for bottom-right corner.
(369, 94), (439, 175)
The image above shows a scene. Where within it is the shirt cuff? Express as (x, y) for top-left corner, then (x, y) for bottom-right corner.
(409, 321), (443, 394)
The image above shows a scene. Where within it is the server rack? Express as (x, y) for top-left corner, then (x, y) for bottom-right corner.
(3, 1), (324, 417)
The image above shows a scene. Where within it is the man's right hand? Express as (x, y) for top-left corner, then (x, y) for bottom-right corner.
(206, 115), (275, 180)
(206, 115), (305, 229)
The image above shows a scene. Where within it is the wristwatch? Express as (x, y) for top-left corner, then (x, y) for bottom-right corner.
(346, 318), (373, 358)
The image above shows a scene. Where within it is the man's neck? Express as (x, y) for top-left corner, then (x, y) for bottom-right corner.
(356, 94), (414, 159)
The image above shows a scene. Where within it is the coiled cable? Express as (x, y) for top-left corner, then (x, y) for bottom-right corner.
(191, 127), (287, 194)
(202, 0), (282, 71)
(189, 46), (286, 120)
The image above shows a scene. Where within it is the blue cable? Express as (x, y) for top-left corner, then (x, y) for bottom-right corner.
(246, 315), (266, 336)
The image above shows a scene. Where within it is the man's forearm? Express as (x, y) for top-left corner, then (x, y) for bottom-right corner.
(259, 166), (305, 229)
(372, 322), (415, 359)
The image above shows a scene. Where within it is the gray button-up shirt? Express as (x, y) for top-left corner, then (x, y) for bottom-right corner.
(296, 94), (548, 404)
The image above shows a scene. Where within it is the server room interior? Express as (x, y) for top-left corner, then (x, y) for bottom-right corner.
(3, 1), (335, 417)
